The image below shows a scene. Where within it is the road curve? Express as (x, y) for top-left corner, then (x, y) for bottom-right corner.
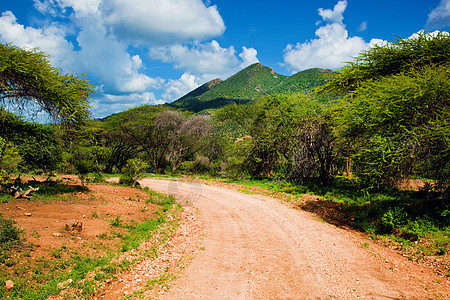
(140, 178), (447, 299)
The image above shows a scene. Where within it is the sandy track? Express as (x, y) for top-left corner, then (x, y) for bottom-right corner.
(140, 178), (448, 299)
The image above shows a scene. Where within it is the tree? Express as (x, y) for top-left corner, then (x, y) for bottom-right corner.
(0, 109), (62, 173)
(160, 112), (213, 171)
(0, 43), (94, 124)
(318, 31), (450, 95)
(288, 111), (337, 185)
(320, 31), (450, 190)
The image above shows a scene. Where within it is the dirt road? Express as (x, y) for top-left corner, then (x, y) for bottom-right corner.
(140, 178), (448, 299)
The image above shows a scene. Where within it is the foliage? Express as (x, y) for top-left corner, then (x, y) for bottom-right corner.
(0, 137), (21, 177)
(321, 31), (450, 190)
(0, 43), (94, 124)
(318, 31), (450, 95)
(216, 94), (338, 183)
(171, 63), (330, 112)
(0, 109), (62, 173)
(0, 214), (24, 249)
(288, 111), (337, 185)
(119, 158), (148, 187)
(100, 105), (214, 174)
(72, 147), (97, 186)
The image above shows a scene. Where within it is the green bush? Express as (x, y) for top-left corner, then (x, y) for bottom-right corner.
(0, 214), (24, 248)
(119, 158), (148, 187)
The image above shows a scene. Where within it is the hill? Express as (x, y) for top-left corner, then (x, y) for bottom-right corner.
(170, 63), (331, 112)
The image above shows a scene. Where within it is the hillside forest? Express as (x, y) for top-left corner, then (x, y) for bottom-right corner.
(0, 31), (449, 279)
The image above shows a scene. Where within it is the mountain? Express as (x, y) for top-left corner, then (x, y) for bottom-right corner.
(170, 63), (331, 112)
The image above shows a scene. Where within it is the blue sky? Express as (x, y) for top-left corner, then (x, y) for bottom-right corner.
(0, 0), (449, 118)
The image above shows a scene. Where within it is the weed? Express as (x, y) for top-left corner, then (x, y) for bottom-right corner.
(109, 215), (123, 227)
(31, 229), (41, 238)
(50, 248), (63, 259)
(362, 242), (370, 248)
(91, 210), (99, 218)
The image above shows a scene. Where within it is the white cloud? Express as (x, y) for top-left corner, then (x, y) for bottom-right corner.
(101, 0), (225, 44)
(163, 73), (203, 102)
(283, 1), (387, 72)
(0, 0), (249, 117)
(318, 0), (347, 24)
(150, 41), (259, 78)
(358, 21), (368, 32)
(93, 92), (165, 118)
(0, 8), (163, 96)
(239, 47), (259, 67)
(0, 11), (75, 70)
(426, 0), (450, 29)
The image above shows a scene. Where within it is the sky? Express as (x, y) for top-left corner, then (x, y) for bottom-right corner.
(0, 0), (449, 118)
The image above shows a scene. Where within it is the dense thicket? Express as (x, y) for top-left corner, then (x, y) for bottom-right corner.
(0, 109), (62, 173)
(320, 31), (449, 190)
(215, 94), (337, 184)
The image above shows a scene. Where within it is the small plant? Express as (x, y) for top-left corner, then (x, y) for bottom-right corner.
(110, 215), (123, 227)
(380, 207), (407, 233)
(0, 214), (24, 248)
(91, 210), (99, 218)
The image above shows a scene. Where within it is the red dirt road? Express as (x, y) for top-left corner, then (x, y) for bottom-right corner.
(139, 179), (449, 299)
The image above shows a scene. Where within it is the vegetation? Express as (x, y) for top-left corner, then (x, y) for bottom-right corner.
(0, 214), (24, 249)
(0, 31), (448, 294)
(170, 63), (330, 112)
(0, 189), (180, 299)
(320, 31), (449, 191)
(0, 109), (62, 174)
(0, 43), (94, 124)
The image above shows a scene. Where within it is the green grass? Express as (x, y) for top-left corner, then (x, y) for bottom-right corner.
(0, 189), (181, 299)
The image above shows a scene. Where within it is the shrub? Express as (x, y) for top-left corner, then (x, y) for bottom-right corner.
(0, 214), (24, 248)
(119, 158), (148, 187)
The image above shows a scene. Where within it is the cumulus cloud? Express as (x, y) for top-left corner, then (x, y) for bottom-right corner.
(0, 11), (75, 70)
(0, 7), (163, 97)
(162, 73), (203, 102)
(0, 0), (252, 117)
(239, 47), (259, 67)
(101, 0), (225, 44)
(426, 0), (450, 29)
(283, 1), (387, 72)
(93, 91), (165, 118)
(318, 0), (347, 24)
(150, 41), (259, 77)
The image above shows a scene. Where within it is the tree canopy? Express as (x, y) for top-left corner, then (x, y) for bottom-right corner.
(0, 43), (94, 124)
(318, 31), (450, 95)
(320, 31), (450, 190)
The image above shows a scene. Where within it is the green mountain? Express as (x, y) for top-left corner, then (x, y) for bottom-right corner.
(170, 63), (331, 112)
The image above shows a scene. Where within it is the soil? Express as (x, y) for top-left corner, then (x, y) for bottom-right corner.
(2, 176), (449, 299)
(140, 178), (449, 299)
(0, 175), (159, 276)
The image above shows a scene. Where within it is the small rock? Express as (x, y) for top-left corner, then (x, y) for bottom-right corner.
(24, 213), (32, 217)
(53, 232), (62, 237)
(5, 280), (14, 291)
(57, 279), (73, 289)
(82, 215), (85, 218)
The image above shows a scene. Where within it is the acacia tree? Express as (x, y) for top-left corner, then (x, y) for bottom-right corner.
(0, 43), (93, 124)
(319, 31), (450, 190)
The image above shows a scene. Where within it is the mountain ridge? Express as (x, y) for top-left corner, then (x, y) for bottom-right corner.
(170, 63), (331, 112)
